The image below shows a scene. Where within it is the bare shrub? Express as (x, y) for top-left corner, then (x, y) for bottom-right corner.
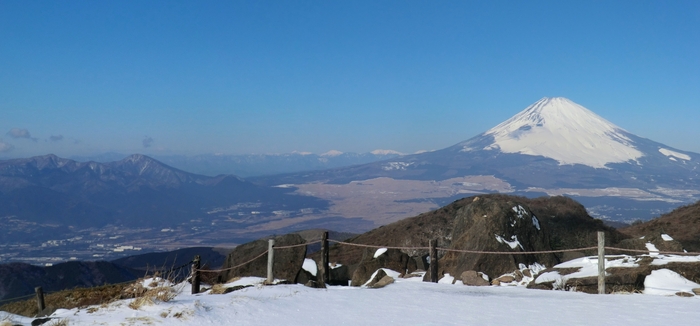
(128, 286), (177, 310)
(209, 284), (229, 295)
(47, 319), (69, 326)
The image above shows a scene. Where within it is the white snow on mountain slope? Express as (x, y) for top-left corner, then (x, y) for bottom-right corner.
(371, 149), (404, 155)
(469, 97), (644, 169)
(320, 150), (344, 157)
(659, 148), (691, 161)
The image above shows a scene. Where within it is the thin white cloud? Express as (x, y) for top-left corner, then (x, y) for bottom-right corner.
(0, 139), (13, 152)
(143, 136), (154, 148)
(7, 128), (37, 141)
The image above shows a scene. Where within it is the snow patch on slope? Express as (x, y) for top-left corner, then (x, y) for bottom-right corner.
(371, 149), (404, 155)
(659, 148), (691, 161)
(476, 97), (643, 169)
(320, 150), (344, 157)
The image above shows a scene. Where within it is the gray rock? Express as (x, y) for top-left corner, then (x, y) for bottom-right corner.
(351, 249), (416, 286)
(370, 275), (395, 289)
(461, 270), (490, 286)
(304, 280), (326, 288)
(295, 267), (315, 285)
(413, 255), (429, 271)
(693, 288), (700, 295)
(365, 269), (388, 287)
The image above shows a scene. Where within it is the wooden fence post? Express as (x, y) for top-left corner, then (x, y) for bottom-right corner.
(598, 231), (605, 294)
(267, 239), (275, 284)
(430, 239), (438, 283)
(322, 231), (330, 284)
(191, 255), (201, 294)
(35, 286), (45, 314)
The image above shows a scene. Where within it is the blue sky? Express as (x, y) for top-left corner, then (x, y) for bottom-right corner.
(1, 1), (699, 158)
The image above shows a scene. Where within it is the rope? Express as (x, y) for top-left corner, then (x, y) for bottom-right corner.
(330, 240), (430, 251)
(605, 246), (700, 256)
(330, 240), (598, 254)
(330, 239), (700, 256)
(197, 250), (269, 273)
(194, 240), (317, 273)
(0, 293), (36, 305)
(437, 246), (599, 255)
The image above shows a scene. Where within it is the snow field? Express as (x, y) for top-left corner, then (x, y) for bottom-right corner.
(14, 274), (697, 326)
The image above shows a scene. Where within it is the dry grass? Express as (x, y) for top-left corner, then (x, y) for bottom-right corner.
(128, 287), (178, 310)
(209, 284), (229, 295)
(47, 319), (69, 326)
(0, 283), (131, 317)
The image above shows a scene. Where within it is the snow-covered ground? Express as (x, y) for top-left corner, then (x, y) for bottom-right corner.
(2, 273), (700, 326)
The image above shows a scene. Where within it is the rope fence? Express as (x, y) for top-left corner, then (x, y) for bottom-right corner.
(5, 233), (700, 304)
(198, 250), (269, 273)
(330, 239), (700, 256)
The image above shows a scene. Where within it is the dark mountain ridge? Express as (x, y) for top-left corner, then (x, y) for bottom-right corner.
(0, 154), (328, 234)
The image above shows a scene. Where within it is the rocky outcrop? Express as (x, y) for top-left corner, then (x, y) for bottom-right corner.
(218, 234), (306, 283)
(615, 232), (685, 254)
(350, 249), (417, 286)
(436, 196), (559, 281)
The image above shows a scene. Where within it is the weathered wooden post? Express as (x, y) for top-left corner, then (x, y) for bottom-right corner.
(191, 255), (201, 294)
(429, 239), (438, 283)
(35, 286), (45, 314)
(267, 239), (275, 284)
(322, 231), (330, 284)
(597, 231), (605, 294)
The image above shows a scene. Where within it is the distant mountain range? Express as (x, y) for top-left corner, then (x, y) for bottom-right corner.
(70, 150), (404, 178)
(2, 97), (698, 260)
(0, 154), (328, 242)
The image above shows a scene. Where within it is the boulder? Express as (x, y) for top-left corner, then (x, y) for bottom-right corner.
(460, 271), (490, 286)
(304, 280), (326, 289)
(365, 269), (388, 287)
(370, 275), (395, 289)
(351, 249), (416, 286)
(295, 268), (315, 285)
(217, 234), (306, 283)
(514, 270), (523, 282)
(438, 197), (559, 281)
(497, 275), (515, 283)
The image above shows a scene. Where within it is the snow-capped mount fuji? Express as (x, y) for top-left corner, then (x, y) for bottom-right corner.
(253, 97), (700, 223)
(457, 97), (698, 171)
(465, 97), (643, 168)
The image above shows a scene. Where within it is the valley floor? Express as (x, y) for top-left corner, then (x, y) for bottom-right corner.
(3, 276), (699, 326)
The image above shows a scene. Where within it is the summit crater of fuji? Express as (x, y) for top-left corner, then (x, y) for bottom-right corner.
(253, 97), (700, 226)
